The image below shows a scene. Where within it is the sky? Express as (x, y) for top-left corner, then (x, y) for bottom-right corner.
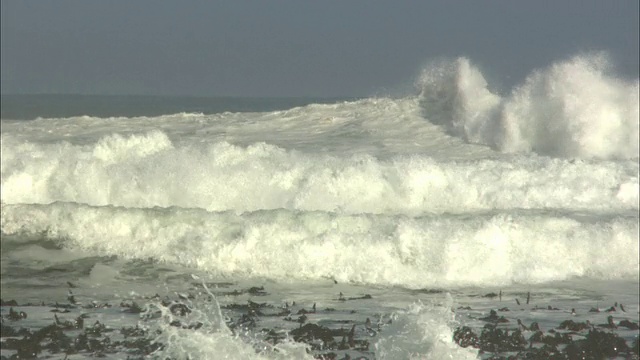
(1, 1), (638, 97)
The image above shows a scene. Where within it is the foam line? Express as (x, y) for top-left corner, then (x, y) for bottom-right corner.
(2, 203), (637, 288)
(1, 133), (637, 214)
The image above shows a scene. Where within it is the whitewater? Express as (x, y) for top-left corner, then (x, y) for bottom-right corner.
(1, 53), (638, 359)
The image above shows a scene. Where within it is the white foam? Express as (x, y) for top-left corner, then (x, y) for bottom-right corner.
(418, 53), (640, 159)
(374, 296), (478, 359)
(87, 263), (120, 286)
(147, 288), (312, 360)
(92, 130), (173, 165)
(2, 203), (637, 288)
(1, 133), (637, 214)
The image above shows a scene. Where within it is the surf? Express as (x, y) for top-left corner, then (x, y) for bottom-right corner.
(417, 52), (639, 160)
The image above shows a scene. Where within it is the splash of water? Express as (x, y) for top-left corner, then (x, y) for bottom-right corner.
(418, 53), (639, 159)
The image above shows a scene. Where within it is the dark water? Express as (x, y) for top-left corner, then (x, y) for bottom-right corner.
(0, 94), (355, 120)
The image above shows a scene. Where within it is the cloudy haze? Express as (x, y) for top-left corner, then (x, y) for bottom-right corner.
(1, 1), (638, 97)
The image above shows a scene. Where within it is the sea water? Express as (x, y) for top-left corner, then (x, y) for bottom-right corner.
(1, 53), (638, 359)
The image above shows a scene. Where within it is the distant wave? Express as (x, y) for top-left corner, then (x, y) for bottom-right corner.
(417, 53), (640, 160)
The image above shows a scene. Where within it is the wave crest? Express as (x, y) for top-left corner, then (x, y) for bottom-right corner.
(418, 53), (640, 159)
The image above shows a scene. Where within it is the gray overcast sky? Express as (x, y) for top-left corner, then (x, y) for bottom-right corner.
(1, 1), (638, 97)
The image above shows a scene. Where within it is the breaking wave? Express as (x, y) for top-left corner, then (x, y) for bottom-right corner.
(418, 53), (639, 159)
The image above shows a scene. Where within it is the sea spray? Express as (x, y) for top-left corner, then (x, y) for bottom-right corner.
(147, 279), (312, 359)
(417, 52), (639, 159)
(374, 296), (478, 359)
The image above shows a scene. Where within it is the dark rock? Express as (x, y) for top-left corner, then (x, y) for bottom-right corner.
(516, 319), (529, 331)
(85, 301), (112, 309)
(54, 314), (76, 330)
(6, 307), (27, 321)
(529, 330), (544, 343)
(314, 352), (338, 359)
(247, 286), (268, 296)
(121, 301), (144, 314)
(567, 329), (629, 358)
(0, 323), (18, 337)
(478, 326), (526, 352)
(618, 319), (639, 330)
(45, 329), (72, 354)
(121, 325), (146, 338)
(596, 315), (617, 329)
(263, 328), (287, 344)
(523, 343), (564, 359)
(540, 332), (572, 347)
(298, 314), (308, 327)
(290, 323), (336, 345)
(479, 310), (509, 323)
(4, 336), (41, 359)
(85, 321), (112, 336)
(347, 325), (356, 348)
(67, 290), (77, 305)
(529, 322), (541, 332)
(248, 300), (270, 309)
(453, 326), (478, 348)
(557, 319), (590, 332)
(411, 288), (444, 294)
(235, 314), (257, 329)
(4, 324), (68, 358)
(169, 303), (191, 316)
(169, 320), (182, 328)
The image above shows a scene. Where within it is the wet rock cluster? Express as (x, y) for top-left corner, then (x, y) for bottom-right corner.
(3, 285), (638, 360)
(1, 299), (162, 359)
(216, 287), (379, 359)
(453, 303), (640, 359)
(0, 283), (379, 360)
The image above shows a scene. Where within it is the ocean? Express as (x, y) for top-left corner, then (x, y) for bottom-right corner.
(1, 54), (638, 359)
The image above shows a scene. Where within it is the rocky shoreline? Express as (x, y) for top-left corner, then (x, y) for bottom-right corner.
(1, 283), (638, 359)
